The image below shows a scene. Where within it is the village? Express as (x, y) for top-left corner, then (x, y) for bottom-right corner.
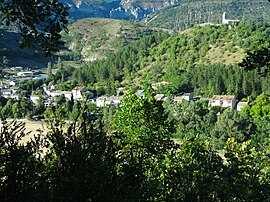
(0, 65), (248, 118)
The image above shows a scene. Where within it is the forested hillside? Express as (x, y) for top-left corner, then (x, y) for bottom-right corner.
(145, 0), (270, 30)
(69, 22), (270, 100)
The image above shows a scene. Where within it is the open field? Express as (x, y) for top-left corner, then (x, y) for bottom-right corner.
(1, 119), (48, 144)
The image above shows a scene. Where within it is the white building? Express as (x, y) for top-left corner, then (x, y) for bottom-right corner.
(72, 86), (92, 100)
(30, 95), (42, 105)
(136, 90), (145, 98)
(96, 96), (123, 107)
(210, 95), (236, 109)
(154, 94), (166, 101)
(96, 96), (107, 107)
(173, 93), (193, 102)
(17, 71), (34, 77)
(222, 12), (240, 26)
(11, 66), (23, 71)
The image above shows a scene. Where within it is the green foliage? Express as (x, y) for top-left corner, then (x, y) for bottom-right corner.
(0, 0), (69, 56)
(223, 138), (270, 201)
(43, 105), (118, 201)
(1, 92), (270, 201)
(244, 93), (270, 119)
(113, 89), (176, 201)
(0, 120), (44, 201)
(240, 47), (270, 76)
(211, 109), (255, 149)
(158, 137), (224, 201)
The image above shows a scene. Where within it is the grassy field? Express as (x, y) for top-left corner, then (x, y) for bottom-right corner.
(2, 119), (48, 144)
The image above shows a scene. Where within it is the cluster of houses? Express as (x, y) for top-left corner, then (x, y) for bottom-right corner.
(29, 85), (95, 107)
(0, 66), (248, 111)
(0, 66), (46, 101)
(0, 79), (248, 111)
(96, 90), (247, 111)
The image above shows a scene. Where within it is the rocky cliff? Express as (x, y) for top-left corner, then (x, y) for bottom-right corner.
(61, 0), (179, 20)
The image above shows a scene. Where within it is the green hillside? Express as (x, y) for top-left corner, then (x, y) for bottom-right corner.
(145, 0), (270, 30)
(60, 18), (156, 62)
(71, 22), (270, 98)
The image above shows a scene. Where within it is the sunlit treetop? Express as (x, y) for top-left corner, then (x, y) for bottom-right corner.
(0, 0), (69, 57)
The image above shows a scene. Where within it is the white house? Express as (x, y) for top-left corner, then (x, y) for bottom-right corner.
(182, 93), (193, 101)
(210, 95), (236, 109)
(173, 93), (193, 102)
(17, 71), (34, 77)
(154, 94), (166, 101)
(108, 96), (123, 107)
(96, 96), (123, 107)
(0, 89), (13, 95)
(222, 12), (240, 26)
(136, 90), (145, 98)
(30, 95), (42, 106)
(9, 80), (18, 86)
(72, 86), (92, 100)
(96, 96), (107, 107)
(11, 66), (23, 71)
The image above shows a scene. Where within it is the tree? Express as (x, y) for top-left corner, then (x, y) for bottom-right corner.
(223, 138), (270, 201)
(11, 102), (22, 118)
(113, 89), (176, 201)
(240, 47), (270, 77)
(47, 62), (53, 80)
(0, 120), (45, 201)
(43, 103), (118, 201)
(211, 109), (255, 149)
(2, 56), (9, 67)
(159, 137), (225, 202)
(0, 0), (69, 56)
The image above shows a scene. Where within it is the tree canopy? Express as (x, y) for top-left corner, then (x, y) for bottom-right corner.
(0, 0), (69, 56)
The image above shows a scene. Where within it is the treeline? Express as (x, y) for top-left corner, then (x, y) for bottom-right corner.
(1, 90), (270, 201)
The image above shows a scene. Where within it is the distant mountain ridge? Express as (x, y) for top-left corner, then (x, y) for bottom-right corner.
(145, 0), (270, 30)
(60, 0), (179, 20)
(61, 0), (270, 28)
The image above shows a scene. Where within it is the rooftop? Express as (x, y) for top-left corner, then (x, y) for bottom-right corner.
(212, 95), (235, 101)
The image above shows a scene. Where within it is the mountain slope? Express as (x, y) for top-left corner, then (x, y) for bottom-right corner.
(145, 0), (270, 30)
(60, 18), (157, 62)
